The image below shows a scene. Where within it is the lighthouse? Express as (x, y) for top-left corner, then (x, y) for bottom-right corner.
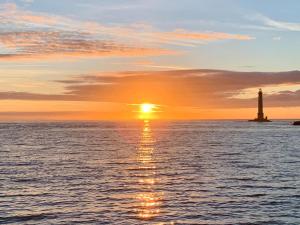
(257, 89), (264, 121)
(249, 89), (271, 122)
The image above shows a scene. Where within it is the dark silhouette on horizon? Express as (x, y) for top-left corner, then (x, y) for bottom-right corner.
(293, 121), (300, 125)
(249, 89), (271, 122)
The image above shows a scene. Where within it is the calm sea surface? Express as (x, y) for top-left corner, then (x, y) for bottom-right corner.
(0, 121), (299, 224)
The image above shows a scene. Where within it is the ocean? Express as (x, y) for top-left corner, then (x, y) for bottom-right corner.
(0, 121), (299, 224)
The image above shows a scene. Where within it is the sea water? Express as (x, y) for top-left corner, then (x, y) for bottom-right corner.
(0, 121), (299, 224)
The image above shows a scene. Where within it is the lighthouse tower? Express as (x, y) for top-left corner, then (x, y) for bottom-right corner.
(257, 89), (264, 120)
(249, 89), (271, 122)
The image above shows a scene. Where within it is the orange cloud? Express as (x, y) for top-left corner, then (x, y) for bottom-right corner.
(164, 30), (254, 41)
(0, 3), (59, 26)
(1, 70), (300, 108)
(0, 31), (174, 60)
(0, 3), (254, 60)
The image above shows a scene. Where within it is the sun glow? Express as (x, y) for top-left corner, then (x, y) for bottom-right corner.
(140, 103), (155, 114)
(138, 103), (158, 120)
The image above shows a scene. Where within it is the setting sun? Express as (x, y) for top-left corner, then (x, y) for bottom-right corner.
(140, 103), (155, 114)
(138, 103), (159, 120)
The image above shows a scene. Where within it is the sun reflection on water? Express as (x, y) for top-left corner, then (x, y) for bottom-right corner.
(135, 120), (163, 221)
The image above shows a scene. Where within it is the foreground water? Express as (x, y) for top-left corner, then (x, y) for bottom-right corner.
(0, 121), (299, 224)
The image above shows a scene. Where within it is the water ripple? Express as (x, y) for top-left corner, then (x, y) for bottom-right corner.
(0, 121), (299, 224)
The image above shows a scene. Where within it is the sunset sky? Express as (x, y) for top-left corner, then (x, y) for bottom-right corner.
(1, 0), (300, 120)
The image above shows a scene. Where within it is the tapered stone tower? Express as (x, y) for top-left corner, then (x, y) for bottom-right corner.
(249, 89), (271, 122)
(257, 89), (264, 120)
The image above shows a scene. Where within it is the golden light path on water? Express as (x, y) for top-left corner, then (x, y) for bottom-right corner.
(135, 120), (163, 221)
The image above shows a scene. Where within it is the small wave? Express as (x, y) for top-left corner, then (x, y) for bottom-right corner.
(127, 166), (158, 171)
(276, 186), (297, 190)
(0, 193), (50, 198)
(242, 193), (267, 198)
(0, 213), (56, 224)
(11, 178), (40, 183)
(238, 221), (282, 225)
(228, 177), (258, 182)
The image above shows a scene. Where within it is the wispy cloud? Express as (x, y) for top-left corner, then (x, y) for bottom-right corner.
(0, 3), (173, 60)
(160, 29), (253, 41)
(113, 60), (190, 70)
(0, 3), (254, 61)
(0, 31), (173, 60)
(0, 3), (60, 27)
(273, 36), (281, 41)
(20, 0), (34, 4)
(251, 14), (300, 31)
